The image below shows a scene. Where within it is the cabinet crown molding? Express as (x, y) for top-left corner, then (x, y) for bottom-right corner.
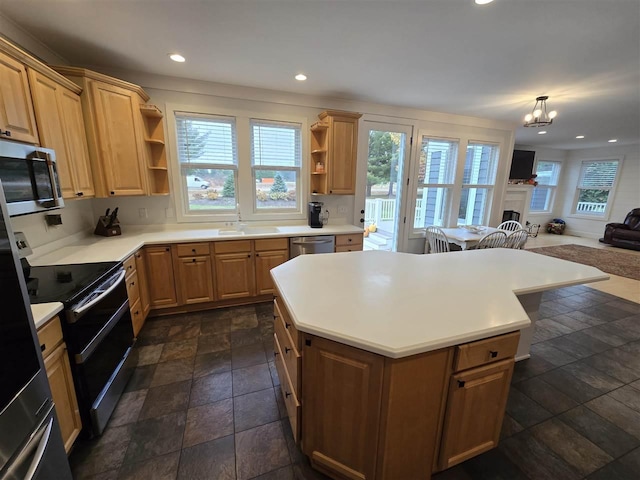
(318, 110), (362, 120)
(51, 66), (150, 101)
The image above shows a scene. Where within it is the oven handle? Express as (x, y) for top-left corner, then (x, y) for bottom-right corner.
(70, 269), (126, 319)
(75, 300), (130, 364)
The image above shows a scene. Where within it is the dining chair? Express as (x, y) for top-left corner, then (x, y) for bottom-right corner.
(504, 228), (529, 249)
(425, 226), (451, 253)
(474, 231), (507, 249)
(497, 220), (523, 232)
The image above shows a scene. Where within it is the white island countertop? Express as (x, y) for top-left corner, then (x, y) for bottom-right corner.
(271, 249), (609, 358)
(30, 224), (362, 266)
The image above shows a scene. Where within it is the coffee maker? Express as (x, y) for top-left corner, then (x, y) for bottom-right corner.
(308, 201), (324, 228)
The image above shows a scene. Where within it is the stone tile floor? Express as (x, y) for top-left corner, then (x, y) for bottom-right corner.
(70, 286), (640, 479)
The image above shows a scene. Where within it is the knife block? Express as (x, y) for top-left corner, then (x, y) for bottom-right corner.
(94, 215), (121, 237)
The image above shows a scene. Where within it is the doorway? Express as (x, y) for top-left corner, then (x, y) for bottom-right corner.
(356, 122), (412, 252)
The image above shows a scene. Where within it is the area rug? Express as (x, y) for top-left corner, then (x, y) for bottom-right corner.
(528, 244), (640, 281)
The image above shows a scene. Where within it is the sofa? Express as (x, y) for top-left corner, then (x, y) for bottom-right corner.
(600, 208), (640, 250)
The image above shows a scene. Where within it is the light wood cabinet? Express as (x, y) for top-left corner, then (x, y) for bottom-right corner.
(28, 69), (94, 198)
(36, 316), (81, 454)
(438, 358), (514, 470)
(255, 249), (288, 295)
(54, 67), (150, 198)
(134, 250), (151, 319)
(310, 110), (361, 195)
(144, 245), (178, 308)
(140, 104), (169, 195)
(214, 252), (255, 300)
(335, 233), (363, 252)
(0, 50), (39, 143)
(124, 251), (148, 336)
(173, 243), (215, 305)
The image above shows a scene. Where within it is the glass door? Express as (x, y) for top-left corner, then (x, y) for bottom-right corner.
(356, 122), (412, 252)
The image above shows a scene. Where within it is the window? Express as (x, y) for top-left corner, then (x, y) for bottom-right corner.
(458, 142), (499, 225)
(176, 114), (238, 213)
(413, 137), (458, 229)
(573, 159), (620, 216)
(530, 161), (561, 212)
(251, 120), (301, 211)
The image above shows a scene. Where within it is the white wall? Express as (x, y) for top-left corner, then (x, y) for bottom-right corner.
(557, 143), (640, 238)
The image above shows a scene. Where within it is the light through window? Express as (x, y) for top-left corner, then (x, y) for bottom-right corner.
(251, 120), (301, 211)
(574, 160), (620, 216)
(459, 143), (499, 225)
(175, 114), (238, 212)
(414, 137), (458, 229)
(530, 161), (561, 212)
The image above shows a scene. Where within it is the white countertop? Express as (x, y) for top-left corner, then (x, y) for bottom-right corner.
(31, 302), (64, 330)
(271, 249), (609, 358)
(30, 224), (362, 265)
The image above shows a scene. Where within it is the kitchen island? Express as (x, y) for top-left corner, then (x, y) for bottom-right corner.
(270, 249), (608, 480)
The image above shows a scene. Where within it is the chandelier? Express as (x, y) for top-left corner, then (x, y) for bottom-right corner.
(523, 96), (557, 127)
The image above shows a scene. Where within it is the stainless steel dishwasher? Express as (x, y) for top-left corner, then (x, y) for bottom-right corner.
(289, 236), (335, 257)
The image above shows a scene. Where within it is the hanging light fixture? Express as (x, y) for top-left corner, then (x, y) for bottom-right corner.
(523, 96), (557, 127)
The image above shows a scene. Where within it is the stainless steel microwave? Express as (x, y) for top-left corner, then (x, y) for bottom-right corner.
(0, 140), (64, 217)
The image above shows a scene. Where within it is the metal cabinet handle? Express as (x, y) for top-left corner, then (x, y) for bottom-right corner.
(130, 281), (135, 286)
(285, 322), (291, 329)
(285, 391), (291, 398)
(192, 258), (196, 262)
(192, 248), (196, 252)
(458, 380), (466, 388)
(274, 351), (279, 357)
(285, 347), (291, 354)
(165, 247), (170, 252)
(490, 350), (498, 358)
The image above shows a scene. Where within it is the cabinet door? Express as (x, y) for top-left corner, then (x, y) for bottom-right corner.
(90, 81), (146, 196)
(144, 246), (178, 308)
(214, 252), (255, 300)
(59, 87), (94, 197)
(44, 343), (81, 453)
(439, 358), (514, 470)
(328, 114), (358, 194)
(134, 250), (151, 318)
(0, 52), (39, 143)
(303, 335), (384, 480)
(255, 249), (288, 295)
(176, 255), (215, 304)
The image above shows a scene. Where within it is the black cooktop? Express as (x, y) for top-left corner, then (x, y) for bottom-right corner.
(25, 261), (120, 305)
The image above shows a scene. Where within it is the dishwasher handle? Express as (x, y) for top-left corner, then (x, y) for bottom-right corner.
(291, 239), (334, 245)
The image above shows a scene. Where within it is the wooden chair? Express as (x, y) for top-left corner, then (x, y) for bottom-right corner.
(425, 226), (450, 253)
(474, 231), (507, 249)
(504, 229), (529, 249)
(497, 220), (523, 232)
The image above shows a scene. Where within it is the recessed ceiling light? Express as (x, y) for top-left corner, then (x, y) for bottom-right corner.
(475, 0), (494, 4)
(295, 73), (307, 81)
(608, 139), (618, 143)
(169, 53), (186, 63)
(538, 131), (547, 135)
(576, 135), (585, 139)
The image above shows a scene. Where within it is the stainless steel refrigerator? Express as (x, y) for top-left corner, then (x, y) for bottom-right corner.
(0, 182), (72, 480)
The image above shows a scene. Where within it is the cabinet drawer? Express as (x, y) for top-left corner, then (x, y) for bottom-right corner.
(37, 316), (63, 359)
(275, 315), (300, 396)
(126, 271), (140, 306)
(274, 297), (299, 348)
(255, 237), (289, 252)
(335, 245), (362, 253)
(130, 298), (144, 337)
(176, 243), (210, 257)
(453, 332), (520, 372)
(274, 333), (300, 442)
(335, 234), (363, 246)
(214, 240), (252, 254)
(123, 255), (136, 277)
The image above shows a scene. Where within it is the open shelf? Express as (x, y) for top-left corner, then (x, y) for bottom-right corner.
(140, 104), (164, 118)
(311, 172), (327, 175)
(311, 149), (326, 154)
(310, 121), (329, 132)
(145, 138), (165, 146)
(148, 166), (168, 171)
(140, 104), (169, 195)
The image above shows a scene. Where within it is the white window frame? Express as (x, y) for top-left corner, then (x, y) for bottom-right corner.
(166, 103), (307, 223)
(530, 160), (561, 213)
(570, 157), (623, 221)
(250, 118), (302, 214)
(458, 141), (500, 226)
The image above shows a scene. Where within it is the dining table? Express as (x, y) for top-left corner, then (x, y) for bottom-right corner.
(440, 226), (500, 250)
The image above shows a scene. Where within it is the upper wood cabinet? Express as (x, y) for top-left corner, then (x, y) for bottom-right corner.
(0, 50), (39, 143)
(28, 69), (94, 198)
(310, 110), (361, 195)
(54, 67), (150, 197)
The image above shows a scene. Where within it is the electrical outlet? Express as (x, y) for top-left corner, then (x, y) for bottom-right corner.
(139, 208), (148, 218)
(338, 205), (348, 215)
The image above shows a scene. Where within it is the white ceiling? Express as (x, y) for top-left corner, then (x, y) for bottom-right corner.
(1, 0), (639, 150)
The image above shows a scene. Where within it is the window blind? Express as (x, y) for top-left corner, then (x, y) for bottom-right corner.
(579, 161), (619, 188)
(176, 115), (237, 166)
(535, 161), (561, 186)
(251, 120), (301, 167)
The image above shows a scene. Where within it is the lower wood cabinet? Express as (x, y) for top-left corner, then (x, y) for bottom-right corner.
(134, 250), (151, 318)
(214, 252), (255, 300)
(174, 251), (214, 304)
(37, 316), (81, 454)
(254, 239), (289, 295)
(144, 245), (178, 308)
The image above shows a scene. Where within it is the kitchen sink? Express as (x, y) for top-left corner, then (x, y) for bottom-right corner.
(216, 226), (281, 236)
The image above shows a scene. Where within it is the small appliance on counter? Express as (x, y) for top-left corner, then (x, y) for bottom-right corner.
(94, 207), (121, 237)
(308, 201), (327, 228)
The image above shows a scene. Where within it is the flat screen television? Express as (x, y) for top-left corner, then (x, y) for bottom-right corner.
(509, 149), (535, 180)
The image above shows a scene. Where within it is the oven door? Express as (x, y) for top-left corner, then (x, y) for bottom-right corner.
(64, 274), (136, 436)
